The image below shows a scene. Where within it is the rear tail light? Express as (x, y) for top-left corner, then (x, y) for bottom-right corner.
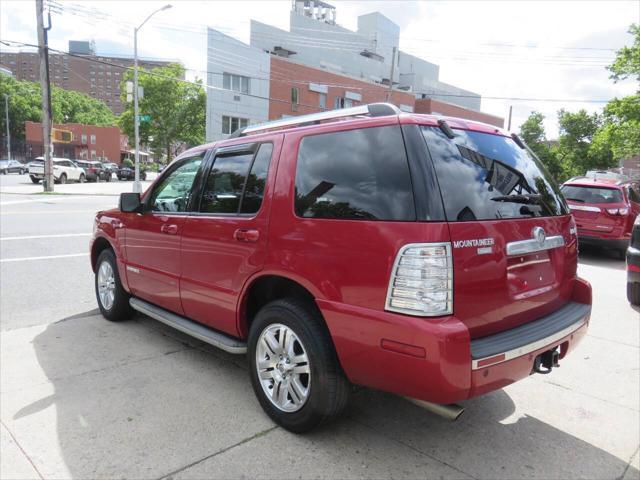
(385, 243), (453, 316)
(606, 208), (629, 215)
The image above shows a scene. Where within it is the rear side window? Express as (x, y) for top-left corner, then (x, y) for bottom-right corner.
(200, 143), (273, 215)
(561, 185), (623, 204)
(421, 127), (568, 221)
(295, 126), (415, 221)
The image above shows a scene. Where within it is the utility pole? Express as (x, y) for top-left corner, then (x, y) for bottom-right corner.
(36, 0), (53, 192)
(3, 94), (10, 160)
(386, 46), (397, 102)
(507, 105), (513, 131)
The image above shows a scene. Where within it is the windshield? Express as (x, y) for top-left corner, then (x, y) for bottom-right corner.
(561, 185), (623, 204)
(421, 127), (568, 221)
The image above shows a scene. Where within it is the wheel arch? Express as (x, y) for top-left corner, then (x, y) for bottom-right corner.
(91, 236), (114, 272)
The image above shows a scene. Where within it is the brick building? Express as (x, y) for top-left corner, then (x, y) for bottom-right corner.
(269, 56), (415, 120)
(0, 41), (178, 115)
(24, 121), (122, 163)
(414, 98), (504, 128)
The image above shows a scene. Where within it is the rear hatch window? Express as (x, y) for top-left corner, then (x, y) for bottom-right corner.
(421, 126), (568, 221)
(421, 126), (574, 338)
(561, 185), (623, 204)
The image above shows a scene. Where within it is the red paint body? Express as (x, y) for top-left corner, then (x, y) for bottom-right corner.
(91, 113), (592, 405)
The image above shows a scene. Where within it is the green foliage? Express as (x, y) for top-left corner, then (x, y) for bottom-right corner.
(0, 75), (115, 142)
(607, 24), (640, 82)
(122, 158), (134, 168)
(118, 63), (205, 162)
(518, 112), (564, 181)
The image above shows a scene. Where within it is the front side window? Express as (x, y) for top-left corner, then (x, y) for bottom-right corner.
(148, 155), (204, 213)
(295, 126), (415, 221)
(421, 126), (568, 221)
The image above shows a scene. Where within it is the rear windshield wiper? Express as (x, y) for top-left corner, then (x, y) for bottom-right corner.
(565, 197), (585, 203)
(491, 194), (542, 204)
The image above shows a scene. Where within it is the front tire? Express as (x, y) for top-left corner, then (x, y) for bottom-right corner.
(248, 298), (349, 433)
(58, 173), (67, 184)
(79, 173), (86, 183)
(95, 249), (134, 321)
(30, 176), (40, 184)
(628, 282), (640, 305)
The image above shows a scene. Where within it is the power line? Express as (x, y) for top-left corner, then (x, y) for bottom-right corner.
(1, 39), (619, 105)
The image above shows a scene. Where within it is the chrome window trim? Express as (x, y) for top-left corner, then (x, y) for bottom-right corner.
(384, 242), (453, 317)
(471, 317), (587, 370)
(506, 235), (565, 256)
(569, 205), (601, 213)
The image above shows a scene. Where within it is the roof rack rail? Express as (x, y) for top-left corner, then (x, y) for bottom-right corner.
(230, 102), (402, 138)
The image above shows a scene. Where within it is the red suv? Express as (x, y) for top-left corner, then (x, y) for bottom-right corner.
(561, 177), (640, 258)
(90, 104), (591, 432)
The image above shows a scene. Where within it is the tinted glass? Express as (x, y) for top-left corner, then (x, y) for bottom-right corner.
(241, 143), (273, 214)
(200, 153), (254, 214)
(421, 127), (568, 221)
(295, 126), (415, 221)
(627, 185), (640, 203)
(149, 155), (203, 212)
(561, 185), (623, 204)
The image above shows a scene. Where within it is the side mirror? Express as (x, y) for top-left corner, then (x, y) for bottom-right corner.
(119, 192), (142, 213)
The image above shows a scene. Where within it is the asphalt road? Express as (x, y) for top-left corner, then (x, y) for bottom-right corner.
(1, 177), (638, 480)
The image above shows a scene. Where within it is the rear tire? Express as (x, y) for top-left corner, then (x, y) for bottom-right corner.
(58, 173), (67, 184)
(95, 249), (134, 321)
(30, 176), (40, 184)
(628, 282), (640, 305)
(79, 173), (86, 183)
(248, 298), (349, 433)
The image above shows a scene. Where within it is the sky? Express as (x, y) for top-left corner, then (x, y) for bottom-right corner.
(1, 0), (638, 137)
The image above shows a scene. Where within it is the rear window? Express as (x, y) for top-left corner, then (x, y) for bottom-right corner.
(295, 126), (415, 221)
(561, 185), (623, 204)
(421, 127), (568, 221)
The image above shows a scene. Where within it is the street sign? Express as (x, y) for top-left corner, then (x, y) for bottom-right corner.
(139, 115), (151, 123)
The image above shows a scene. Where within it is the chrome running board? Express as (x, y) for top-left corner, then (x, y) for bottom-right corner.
(129, 297), (247, 354)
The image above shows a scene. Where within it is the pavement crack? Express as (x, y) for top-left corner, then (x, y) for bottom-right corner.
(157, 426), (278, 479)
(0, 419), (45, 480)
(346, 416), (478, 480)
(543, 380), (639, 412)
(586, 334), (640, 349)
(616, 445), (639, 480)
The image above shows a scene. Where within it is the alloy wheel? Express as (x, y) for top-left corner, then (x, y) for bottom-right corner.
(97, 260), (116, 311)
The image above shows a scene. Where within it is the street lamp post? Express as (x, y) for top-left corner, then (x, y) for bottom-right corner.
(133, 3), (172, 193)
(3, 94), (10, 161)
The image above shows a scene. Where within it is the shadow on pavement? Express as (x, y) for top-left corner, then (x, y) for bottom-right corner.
(578, 244), (626, 271)
(11, 311), (637, 479)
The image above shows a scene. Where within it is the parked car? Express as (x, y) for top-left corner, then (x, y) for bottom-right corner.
(91, 103), (592, 432)
(117, 166), (146, 181)
(0, 160), (28, 175)
(102, 162), (120, 174)
(28, 157), (86, 184)
(627, 215), (640, 305)
(76, 160), (112, 182)
(584, 170), (629, 182)
(561, 177), (640, 258)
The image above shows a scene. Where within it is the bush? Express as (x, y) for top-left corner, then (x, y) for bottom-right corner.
(122, 158), (134, 168)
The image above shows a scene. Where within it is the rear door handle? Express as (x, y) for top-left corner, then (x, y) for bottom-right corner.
(234, 229), (260, 242)
(161, 224), (179, 235)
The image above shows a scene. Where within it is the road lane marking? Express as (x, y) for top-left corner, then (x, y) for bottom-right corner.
(0, 253), (89, 263)
(1, 233), (92, 241)
(0, 196), (92, 206)
(0, 209), (98, 215)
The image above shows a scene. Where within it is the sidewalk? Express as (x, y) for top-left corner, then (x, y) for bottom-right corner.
(0, 173), (158, 196)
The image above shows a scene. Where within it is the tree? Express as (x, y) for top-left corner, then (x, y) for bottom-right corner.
(607, 23), (639, 82)
(519, 111), (563, 181)
(0, 75), (115, 142)
(118, 63), (205, 162)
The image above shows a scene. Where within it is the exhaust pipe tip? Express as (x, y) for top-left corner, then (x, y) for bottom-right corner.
(404, 397), (465, 421)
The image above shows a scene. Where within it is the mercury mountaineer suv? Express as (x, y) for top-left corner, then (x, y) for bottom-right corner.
(90, 103), (592, 432)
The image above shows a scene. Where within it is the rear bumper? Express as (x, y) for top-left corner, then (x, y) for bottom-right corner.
(578, 234), (629, 250)
(320, 277), (591, 405)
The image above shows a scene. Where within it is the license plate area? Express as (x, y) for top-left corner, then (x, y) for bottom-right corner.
(507, 250), (556, 299)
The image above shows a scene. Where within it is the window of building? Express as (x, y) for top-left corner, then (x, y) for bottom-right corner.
(334, 97), (353, 109)
(221, 115), (249, 135)
(291, 87), (299, 105)
(222, 72), (250, 94)
(91, 150), (96, 160)
(81, 134), (87, 144)
(295, 126), (415, 221)
(319, 93), (326, 110)
(90, 134), (96, 144)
